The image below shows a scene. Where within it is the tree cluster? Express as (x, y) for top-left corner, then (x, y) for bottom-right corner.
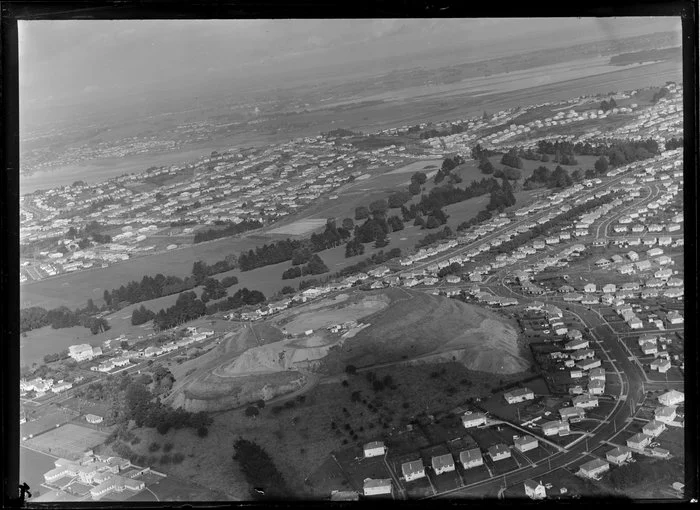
(204, 288), (266, 316)
(233, 438), (292, 500)
(500, 149), (523, 169)
(153, 291), (206, 331)
(434, 155), (465, 184)
(408, 171), (427, 195)
(20, 305), (110, 335)
(124, 381), (212, 435)
(335, 248), (402, 278)
(131, 304), (156, 326)
(282, 254), (329, 280)
(523, 165), (574, 189)
(201, 277), (229, 303)
(600, 97), (618, 112)
(191, 258), (238, 285)
(105, 274), (196, 310)
(238, 223), (349, 271)
(193, 220), (262, 243)
(387, 191), (412, 209)
(651, 87), (670, 103)
(665, 137), (682, 151)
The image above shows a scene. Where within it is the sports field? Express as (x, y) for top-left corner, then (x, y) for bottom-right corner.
(24, 423), (109, 460)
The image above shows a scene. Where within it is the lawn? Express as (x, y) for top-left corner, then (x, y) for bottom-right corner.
(25, 423), (109, 460)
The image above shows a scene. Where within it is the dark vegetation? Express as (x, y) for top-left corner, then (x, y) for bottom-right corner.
(193, 219), (263, 243)
(233, 438), (293, 500)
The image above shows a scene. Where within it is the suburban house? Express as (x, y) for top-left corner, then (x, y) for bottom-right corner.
(579, 459), (610, 479)
(571, 348), (594, 361)
(627, 433), (652, 450)
(513, 435), (539, 452)
(573, 395), (599, 408)
(584, 283), (597, 293)
(363, 441), (386, 458)
(462, 411), (487, 428)
(85, 414), (103, 424)
(666, 311), (683, 324)
(606, 446), (632, 465)
(524, 479), (547, 500)
(541, 420), (569, 436)
(488, 444), (511, 461)
(642, 420), (666, 438)
(566, 329), (583, 341)
(432, 454), (456, 475)
(655, 406), (678, 425)
(504, 388), (535, 404)
(641, 342), (658, 355)
(588, 379), (606, 395)
(602, 284), (616, 294)
(577, 358), (602, 370)
(650, 358), (672, 373)
(401, 460), (426, 482)
(570, 369), (583, 379)
(589, 368), (606, 381)
(459, 448), (484, 470)
(559, 407), (585, 421)
(569, 385), (585, 395)
(658, 390), (684, 406)
(363, 478), (392, 497)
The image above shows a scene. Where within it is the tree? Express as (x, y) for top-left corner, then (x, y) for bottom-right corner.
(425, 216), (441, 229)
(414, 215), (425, 227)
(280, 286), (296, 295)
(411, 172), (427, 185)
(245, 406), (260, 418)
(479, 157), (495, 174)
(374, 233), (389, 248)
(408, 182), (422, 195)
(368, 199), (388, 217)
(387, 215), (404, 232)
(541, 153), (550, 162)
(345, 365), (357, 375)
(341, 218), (354, 230)
(388, 191), (411, 209)
(594, 156), (609, 174)
(355, 206), (369, 220)
(571, 169), (583, 182)
(233, 439), (292, 499)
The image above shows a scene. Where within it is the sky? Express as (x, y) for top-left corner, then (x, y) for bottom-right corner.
(19, 18), (681, 123)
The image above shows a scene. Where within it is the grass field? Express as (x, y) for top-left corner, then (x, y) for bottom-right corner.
(25, 423), (109, 460)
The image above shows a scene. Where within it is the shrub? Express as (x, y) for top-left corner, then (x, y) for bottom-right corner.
(163, 442), (174, 453)
(148, 442), (161, 453)
(197, 427), (209, 437)
(172, 452), (185, 464)
(160, 454), (172, 464)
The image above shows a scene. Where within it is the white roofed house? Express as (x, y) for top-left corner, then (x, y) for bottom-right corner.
(513, 435), (539, 452)
(650, 358), (672, 373)
(573, 394), (599, 408)
(579, 459), (610, 480)
(559, 406), (585, 421)
(655, 405), (678, 425)
(401, 459), (425, 482)
(462, 411), (487, 428)
(459, 448), (484, 470)
(643, 420), (666, 438)
(583, 283), (597, 293)
(606, 446), (632, 465)
(666, 310), (683, 324)
(658, 390), (684, 406)
(504, 387), (534, 404)
(431, 453), (456, 475)
(363, 441), (386, 458)
(602, 284), (616, 294)
(627, 432), (652, 450)
(363, 478), (392, 497)
(541, 420), (569, 436)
